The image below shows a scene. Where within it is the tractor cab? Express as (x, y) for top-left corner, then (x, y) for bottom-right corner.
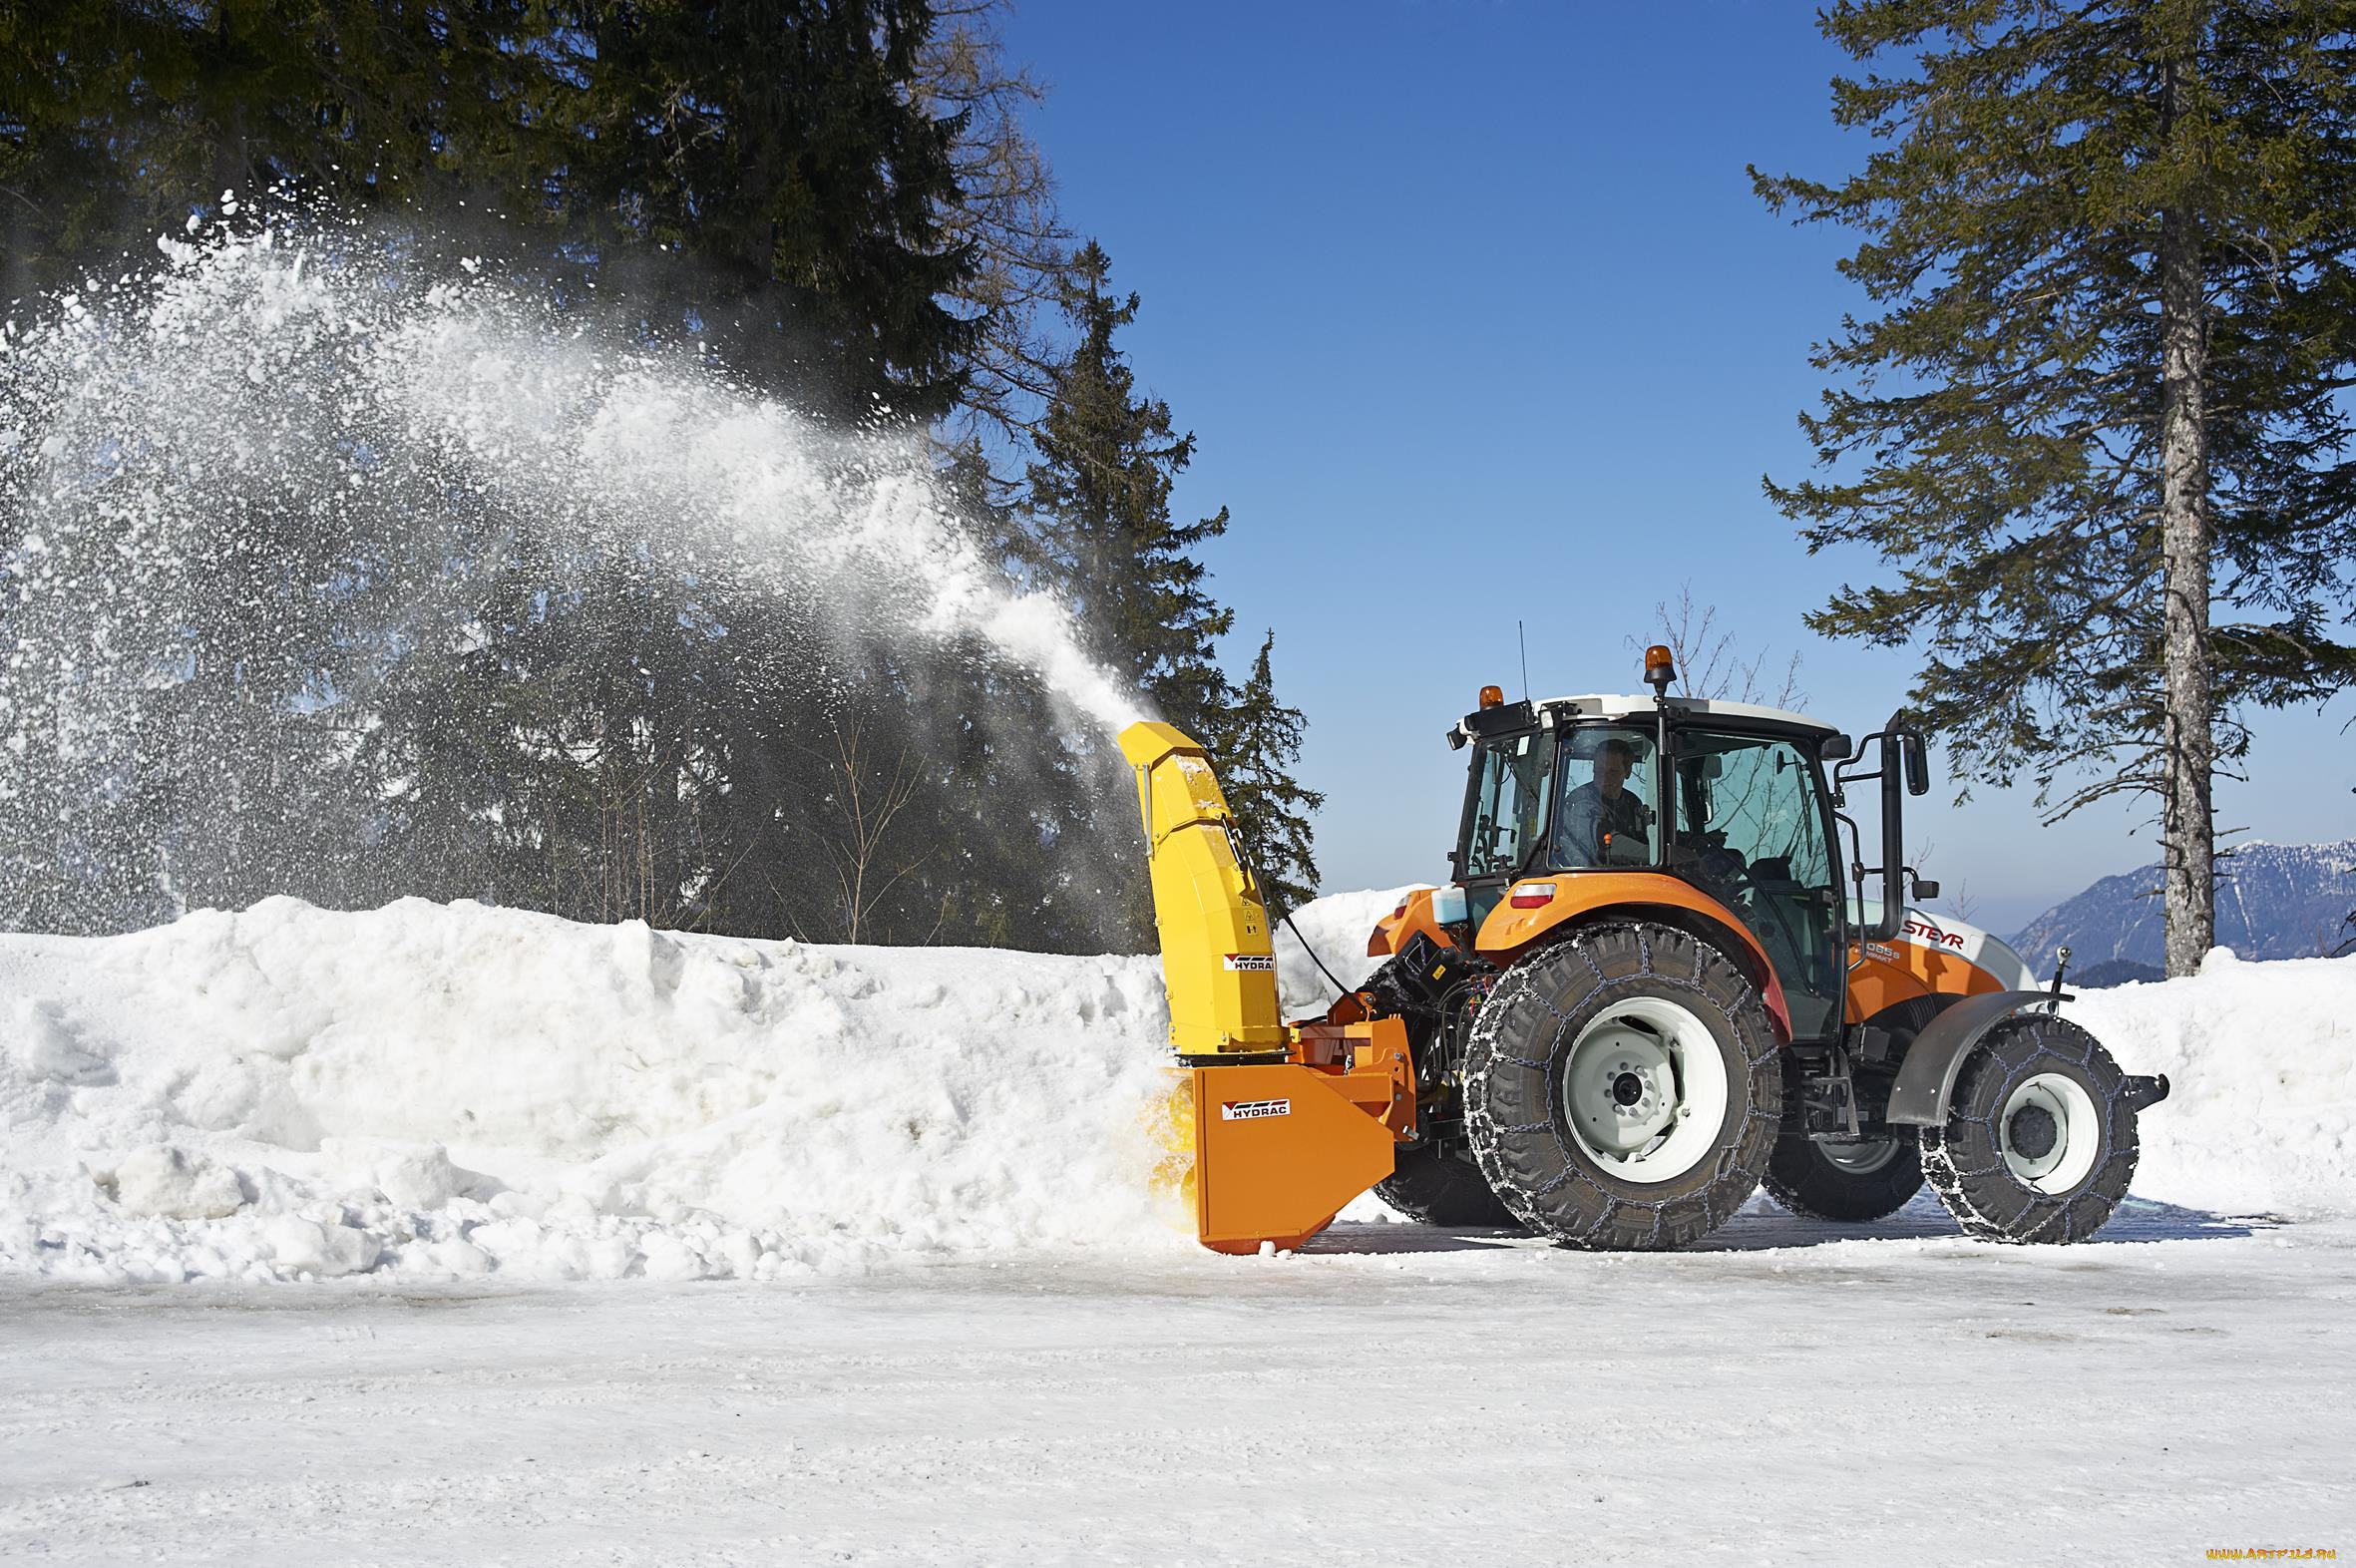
(1447, 677), (1859, 1041)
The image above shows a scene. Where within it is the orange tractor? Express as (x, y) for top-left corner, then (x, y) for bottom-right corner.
(1119, 646), (2168, 1254)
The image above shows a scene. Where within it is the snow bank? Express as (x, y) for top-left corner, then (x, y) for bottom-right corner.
(2064, 949), (2356, 1219)
(0, 898), (1192, 1283)
(3, 890), (2350, 1284)
(1272, 885), (1414, 1013)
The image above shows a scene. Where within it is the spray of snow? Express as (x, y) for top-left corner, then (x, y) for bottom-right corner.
(373, 279), (1141, 731)
(0, 212), (1142, 928)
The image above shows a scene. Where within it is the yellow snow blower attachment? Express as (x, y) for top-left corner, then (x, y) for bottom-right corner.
(1119, 721), (1413, 1253)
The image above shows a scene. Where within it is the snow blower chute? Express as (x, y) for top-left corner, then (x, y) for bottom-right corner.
(1120, 721), (1413, 1253)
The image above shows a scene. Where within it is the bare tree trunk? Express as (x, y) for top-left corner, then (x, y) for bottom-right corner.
(2158, 54), (2216, 980)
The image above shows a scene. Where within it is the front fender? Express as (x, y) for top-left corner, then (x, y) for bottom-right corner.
(1884, 990), (2061, 1127)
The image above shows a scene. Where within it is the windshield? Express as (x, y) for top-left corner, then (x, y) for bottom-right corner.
(1457, 728), (1555, 879)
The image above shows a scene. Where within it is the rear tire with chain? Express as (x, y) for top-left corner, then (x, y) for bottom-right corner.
(1762, 1130), (1923, 1222)
(1463, 922), (1782, 1250)
(1921, 1013), (2139, 1244)
(1374, 1143), (1520, 1227)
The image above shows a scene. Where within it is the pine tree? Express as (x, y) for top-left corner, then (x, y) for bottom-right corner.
(1207, 630), (1324, 916)
(1025, 239), (1234, 735)
(561, 0), (982, 425)
(0, 2), (127, 300)
(0, 1), (555, 297)
(1756, 1), (2356, 977)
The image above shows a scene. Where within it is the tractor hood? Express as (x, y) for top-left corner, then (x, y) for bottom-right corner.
(1858, 902), (2040, 991)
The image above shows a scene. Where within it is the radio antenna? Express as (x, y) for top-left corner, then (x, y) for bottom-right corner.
(1518, 619), (1530, 701)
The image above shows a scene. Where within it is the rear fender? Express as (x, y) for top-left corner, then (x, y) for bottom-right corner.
(1884, 990), (2061, 1126)
(1474, 873), (1792, 1041)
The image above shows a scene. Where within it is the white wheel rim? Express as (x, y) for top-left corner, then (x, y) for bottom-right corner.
(1559, 996), (1729, 1185)
(2000, 1071), (2101, 1193)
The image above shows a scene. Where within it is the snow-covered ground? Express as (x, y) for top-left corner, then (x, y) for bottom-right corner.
(4, 1212), (2350, 1564)
(4, 891), (2354, 1561)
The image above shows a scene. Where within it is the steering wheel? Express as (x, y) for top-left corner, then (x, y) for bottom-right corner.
(1696, 842), (1748, 887)
(1669, 829), (1743, 885)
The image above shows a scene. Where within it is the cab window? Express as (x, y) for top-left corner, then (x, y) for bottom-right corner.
(1549, 726), (1659, 870)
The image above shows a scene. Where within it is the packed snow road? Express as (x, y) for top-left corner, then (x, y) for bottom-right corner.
(4, 1201), (2348, 1566)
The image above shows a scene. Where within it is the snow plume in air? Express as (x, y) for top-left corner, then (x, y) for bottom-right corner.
(377, 282), (1141, 731)
(0, 209), (1141, 932)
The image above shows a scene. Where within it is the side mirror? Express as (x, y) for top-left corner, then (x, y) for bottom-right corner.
(1819, 732), (1853, 764)
(1913, 878), (1941, 900)
(1902, 732), (1931, 796)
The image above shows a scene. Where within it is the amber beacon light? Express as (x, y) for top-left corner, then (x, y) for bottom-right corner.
(1478, 684), (1505, 710)
(1643, 644), (1676, 694)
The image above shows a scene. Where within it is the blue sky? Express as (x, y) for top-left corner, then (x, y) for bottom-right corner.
(999, 0), (2354, 934)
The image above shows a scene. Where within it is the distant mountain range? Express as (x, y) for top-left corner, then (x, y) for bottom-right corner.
(2007, 839), (2356, 981)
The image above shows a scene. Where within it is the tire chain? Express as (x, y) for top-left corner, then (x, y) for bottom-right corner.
(1918, 1014), (2140, 1244)
(1463, 922), (1783, 1250)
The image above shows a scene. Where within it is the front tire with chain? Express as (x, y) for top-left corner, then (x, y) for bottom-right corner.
(1464, 922), (1782, 1250)
(1921, 1013), (2139, 1244)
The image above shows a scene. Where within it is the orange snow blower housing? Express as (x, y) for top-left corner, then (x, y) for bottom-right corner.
(1122, 646), (2169, 1255)
(1119, 721), (1414, 1252)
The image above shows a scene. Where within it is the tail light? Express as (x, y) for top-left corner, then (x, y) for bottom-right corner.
(1508, 883), (1556, 909)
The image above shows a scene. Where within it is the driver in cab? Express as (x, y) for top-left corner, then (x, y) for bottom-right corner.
(1557, 735), (1651, 868)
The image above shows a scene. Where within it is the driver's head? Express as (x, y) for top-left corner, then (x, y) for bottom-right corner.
(1596, 736), (1636, 798)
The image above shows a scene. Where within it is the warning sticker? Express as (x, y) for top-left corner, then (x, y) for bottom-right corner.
(1220, 1098), (1292, 1121)
(1222, 954), (1275, 972)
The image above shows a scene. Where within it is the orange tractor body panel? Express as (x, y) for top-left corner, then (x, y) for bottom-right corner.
(1371, 872), (1796, 1040)
(1843, 926), (2009, 1021)
(1367, 886), (1459, 958)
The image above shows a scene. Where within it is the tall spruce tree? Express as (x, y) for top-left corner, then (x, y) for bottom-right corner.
(1025, 239), (1234, 734)
(0, 1), (554, 297)
(561, 0), (981, 424)
(1756, 1), (2356, 976)
(1207, 631), (1324, 916)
